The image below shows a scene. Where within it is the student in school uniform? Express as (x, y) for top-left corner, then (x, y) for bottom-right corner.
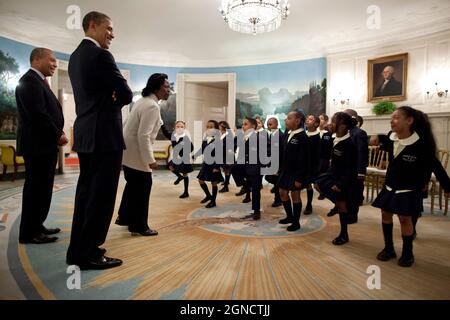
(234, 117), (265, 220)
(277, 111), (310, 231)
(265, 117), (284, 207)
(372, 106), (450, 267)
(218, 121), (235, 193)
(315, 112), (358, 245)
(304, 115), (321, 215)
(161, 121), (194, 198)
(196, 120), (223, 208)
(318, 113), (333, 201)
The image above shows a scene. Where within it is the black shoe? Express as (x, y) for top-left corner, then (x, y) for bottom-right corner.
(287, 223), (301, 231)
(398, 254), (415, 267)
(115, 217), (129, 226)
(303, 206), (313, 215)
(271, 201), (282, 208)
(174, 177), (183, 185)
(327, 208), (338, 217)
(179, 192), (189, 198)
(19, 233), (58, 244)
(79, 256), (123, 270)
(242, 196), (251, 203)
(205, 201), (216, 208)
(279, 217), (293, 224)
(131, 229), (158, 236)
(332, 235), (349, 245)
(242, 213), (259, 220)
(200, 196), (212, 204)
(253, 212), (261, 220)
(235, 188), (247, 196)
(318, 194), (325, 200)
(219, 185), (229, 193)
(376, 248), (397, 261)
(348, 214), (358, 224)
(42, 227), (61, 235)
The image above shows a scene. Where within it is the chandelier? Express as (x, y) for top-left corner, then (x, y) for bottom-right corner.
(219, 0), (291, 35)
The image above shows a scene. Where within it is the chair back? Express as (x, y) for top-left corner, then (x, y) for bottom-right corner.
(368, 146), (388, 170)
(438, 149), (449, 170)
(0, 144), (15, 166)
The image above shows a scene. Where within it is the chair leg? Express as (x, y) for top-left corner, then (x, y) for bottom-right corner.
(438, 185), (443, 210)
(2, 165), (6, 181)
(445, 195), (448, 216)
(365, 177), (369, 203)
(13, 164), (18, 182)
(430, 182), (435, 215)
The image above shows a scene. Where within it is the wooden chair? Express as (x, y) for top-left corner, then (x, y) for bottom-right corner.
(365, 146), (388, 203)
(430, 149), (449, 215)
(0, 144), (25, 181)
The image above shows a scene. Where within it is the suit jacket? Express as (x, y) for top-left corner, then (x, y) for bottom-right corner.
(68, 39), (133, 153)
(375, 77), (402, 97)
(15, 70), (64, 156)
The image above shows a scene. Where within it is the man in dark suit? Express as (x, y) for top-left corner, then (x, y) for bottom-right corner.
(374, 66), (402, 97)
(67, 11), (133, 270)
(15, 48), (68, 244)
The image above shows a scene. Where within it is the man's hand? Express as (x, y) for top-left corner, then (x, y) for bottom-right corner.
(331, 185), (341, 192)
(149, 162), (158, 170)
(112, 91), (117, 102)
(58, 134), (69, 146)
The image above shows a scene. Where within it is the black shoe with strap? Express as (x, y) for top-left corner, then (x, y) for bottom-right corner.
(332, 235), (349, 245)
(179, 192), (189, 198)
(398, 254), (414, 267)
(376, 248), (397, 261)
(205, 201), (216, 208)
(279, 217), (292, 224)
(327, 207), (338, 217)
(200, 196), (212, 204)
(219, 185), (229, 193)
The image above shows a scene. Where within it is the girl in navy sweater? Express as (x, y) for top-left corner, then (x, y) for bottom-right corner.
(304, 114), (321, 215)
(314, 112), (357, 245)
(278, 111), (309, 231)
(373, 106), (450, 267)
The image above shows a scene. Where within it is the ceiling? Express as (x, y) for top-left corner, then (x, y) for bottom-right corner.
(1, 0), (449, 67)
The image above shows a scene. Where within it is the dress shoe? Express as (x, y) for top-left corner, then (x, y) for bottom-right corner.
(115, 217), (129, 226)
(303, 206), (313, 215)
(235, 187), (247, 196)
(327, 207), (338, 217)
(79, 256), (123, 270)
(242, 195), (251, 203)
(332, 235), (349, 245)
(131, 229), (158, 236)
(42, 227), (61, 235)
(398, 254), (414, 267)
(19, 233), (58, 244)
(200, 196), (212, 204)
(205, 201), (216, 208)
(287, 223), (300, 232)
(271, 201), (282, 207)
(179, 192), (189, 198)
(219, 185), (229, 193)
(376, 248), (397, 261)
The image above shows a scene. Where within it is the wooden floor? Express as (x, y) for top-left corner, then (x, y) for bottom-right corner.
(78, 171), (450, 300)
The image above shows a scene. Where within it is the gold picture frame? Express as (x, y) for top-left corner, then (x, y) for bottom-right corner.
(368, 53), (408, 103)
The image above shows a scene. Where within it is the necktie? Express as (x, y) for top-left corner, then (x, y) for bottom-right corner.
(43, 78), (50, 88)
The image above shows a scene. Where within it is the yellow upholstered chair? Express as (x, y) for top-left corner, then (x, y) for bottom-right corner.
(0, 144), (25, 181)
(365, 146), (388, 203)
(153, 143), (172, 164)
(430, 149), (449, 215)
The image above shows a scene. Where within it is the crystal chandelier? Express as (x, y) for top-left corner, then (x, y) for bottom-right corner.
(219, 0), (291, 35)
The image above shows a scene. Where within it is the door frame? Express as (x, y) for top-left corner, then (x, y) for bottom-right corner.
(176, 73), (237, 129)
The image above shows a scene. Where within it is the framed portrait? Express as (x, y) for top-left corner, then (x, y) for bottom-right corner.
(367, 53), (408, 103)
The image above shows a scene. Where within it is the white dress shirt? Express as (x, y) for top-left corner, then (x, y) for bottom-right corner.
(122, 94), (162, 172)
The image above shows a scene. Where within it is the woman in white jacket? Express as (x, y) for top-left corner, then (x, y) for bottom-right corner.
(116, 73), (170, 236)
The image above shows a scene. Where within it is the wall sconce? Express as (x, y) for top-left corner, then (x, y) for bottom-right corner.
(426, 82), (448, 101)
(333, 92), (350, 108)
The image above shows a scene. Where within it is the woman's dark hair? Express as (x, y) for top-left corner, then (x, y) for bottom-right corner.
(219, 121), (230, 129)
(207, 120), (219, 129)
(397, 106), (436, 155)
(142, 73), (168, 97)
(308, 114), (320, 126)
(333, 112), (355, 131)
(320, 113), (329, 122)
(357, 115), (364, 127)
(290, 110), (306, 129)
(244, 117), (257, 129)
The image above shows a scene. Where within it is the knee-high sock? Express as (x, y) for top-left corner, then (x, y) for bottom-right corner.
(412, 215), (418, 233)
(401, 235), (414, 258)
(282, 200), (293, 218)
(200, 183), (211, 198)
(306, 189), (313, 207)
(339, 212), (348, 238)
(382, 223), (394, 251)
(292, 202), (302, 223)
(224, 174), (230, 186)
(183, 177), (189, 193)
(211, 185), (218, 202)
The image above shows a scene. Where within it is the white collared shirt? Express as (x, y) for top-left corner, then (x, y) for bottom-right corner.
(288, 128), (304, 142)
(307, 129), (320, 137)
(390, 131), (420, 158)
(30, 67), (45, 80)
(244, 129), (255, 141)
(83, 36), (101, 48)
(220, 131), (229, 140)
(320, 129), (328, 138)
(333, 132), (351, 146)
